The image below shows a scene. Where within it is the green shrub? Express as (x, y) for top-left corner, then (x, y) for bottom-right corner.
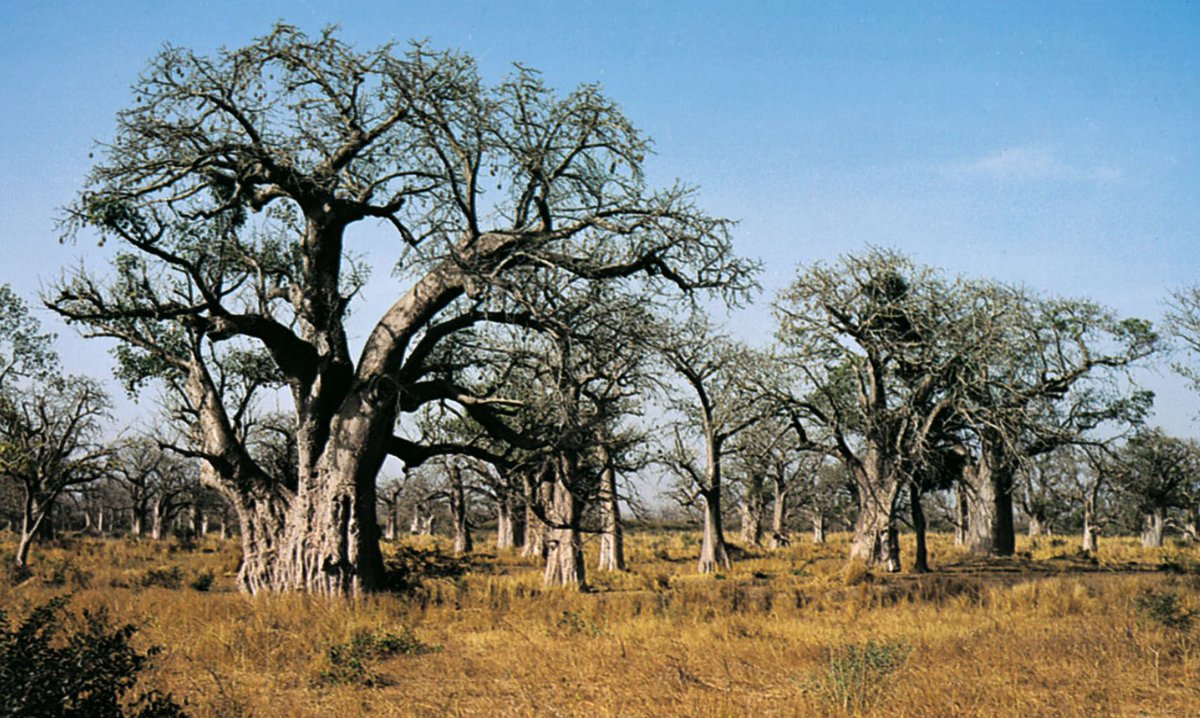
(140, 566), (184, 589)
(811, 639), (911, 714)
(0, 596), (187, 717)
(1134, 590), (1195, 631)
(320, 626), (439, 686)
(189, 570), (215, 592)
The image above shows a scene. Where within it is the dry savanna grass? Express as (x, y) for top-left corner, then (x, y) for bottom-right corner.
(2, 530), (1199, 717)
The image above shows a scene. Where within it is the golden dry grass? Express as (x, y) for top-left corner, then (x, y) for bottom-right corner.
(3, 530), (1199, 717)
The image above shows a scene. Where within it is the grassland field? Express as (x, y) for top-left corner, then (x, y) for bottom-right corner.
(2, 530), (1199, 717)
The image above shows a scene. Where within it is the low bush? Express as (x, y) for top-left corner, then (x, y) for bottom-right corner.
(320, 626), (439, 686)
(0, 595), (187, 717)
(811, 639), (911, 714)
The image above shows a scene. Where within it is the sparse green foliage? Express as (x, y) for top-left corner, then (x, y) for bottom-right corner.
(0, 596), (187, 717)
(1134, 590), (1195, 632)
(811, 639), (911, 714)
(320, 627), (439, 686)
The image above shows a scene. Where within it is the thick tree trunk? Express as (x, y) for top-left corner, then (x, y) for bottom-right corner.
(596, 451), (625, 571)
(543, 458), (585, 588)
(768, 478), (790, 548)
(850, 489), (901, 571)
(495, 497), (515, 550)
(739, 490), (764, 548)
(698, 488), (732, 574)
(384, 509), (397, 541)
(965, 450), (1016, 557)
(810, 510), (826, 545)
(1140, 507), (1166, 548)
(151, 498), (165, 541)
(849, 457), (902, 572)
(1185, 506), (1200, 544)
(910, 483), (929, 573)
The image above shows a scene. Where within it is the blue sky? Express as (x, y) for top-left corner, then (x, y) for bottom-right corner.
(1, 1), (1198, 431)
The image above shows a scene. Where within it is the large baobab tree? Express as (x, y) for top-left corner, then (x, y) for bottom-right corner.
(51, 26), (754, 594)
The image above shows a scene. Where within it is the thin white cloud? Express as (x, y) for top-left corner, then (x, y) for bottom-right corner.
(949, 146), (1120, 182)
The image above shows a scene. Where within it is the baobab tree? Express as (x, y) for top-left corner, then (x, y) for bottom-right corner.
(51, 25), (755, 594)
(775, 251), (989, 571)
(956, 291), (1156, 557)
(1111, 429), (1199, 548)
(658, 316), (771, 574)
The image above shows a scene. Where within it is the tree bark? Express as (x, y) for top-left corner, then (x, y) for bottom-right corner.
(739, 489), (764, 548)
(954, 482), (969, 547)
(495, 487), (520, 550)
(849, 457), (902, 572)
(1140, 507), (1166, 548)
(522, 471), (548, 559)
(543, 456), (585, 588)
(698, 488), (732, 574)
(449, 467), (472, 555)
(596, 449), (625, 571)
(810, 510), (826, 545)
(910, 483), (929, 573)
(1081, 499), (1100, 553)
(768, 478), (790, 548)
(1028, 513), (1047, 537)
(965, 448), (1016, 557)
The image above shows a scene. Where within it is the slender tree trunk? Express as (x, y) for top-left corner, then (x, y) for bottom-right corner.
(596, 449), (625, 571)
(965, 449), (1016, 557)
(910, 483), (929, 573)
(15, 495), (43, 569)
(698, 487), (732, 574)
(768, 478), (790, 548)
(449, 467), (472, 555)
(543, 456), (585, 588)
(811, 510), (826, 545)
(1140, 507), (1166, 548)
(1081, 498), (1100, 553)
(954, 482), (969, 546)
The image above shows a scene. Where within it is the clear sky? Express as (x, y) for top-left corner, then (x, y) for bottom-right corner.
(2, 1), (1199, 432)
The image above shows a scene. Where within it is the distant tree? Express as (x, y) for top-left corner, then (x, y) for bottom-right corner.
(0, 377), (111, 567)
(1111, 429), (1200, 548)
(955, 291), (1156, 557)
(775, 251), (990, 571)
(657, 316), (771, 573)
